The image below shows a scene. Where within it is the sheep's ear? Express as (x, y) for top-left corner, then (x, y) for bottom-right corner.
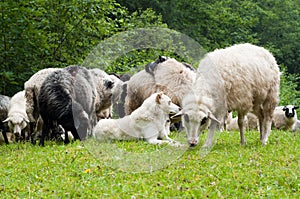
(171, 110), (184, 119)
(294, 106), (299, 110)
(158, 55), (167, 63)
(3, 118), (10, 123)
(282, 107), (287, 111)
(155, 92), (163, 104)
(104, 80), (114, 89)
(208, 112), (220, 124)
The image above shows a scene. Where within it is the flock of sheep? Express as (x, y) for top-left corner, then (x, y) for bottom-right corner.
(0, 43), (299, 147)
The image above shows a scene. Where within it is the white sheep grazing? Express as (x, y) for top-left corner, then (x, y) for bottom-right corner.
(3, 91), (30, 141)
(175, 43), (280, 147)
(272, 105), (298, 130)
(125, 56), (196, 116)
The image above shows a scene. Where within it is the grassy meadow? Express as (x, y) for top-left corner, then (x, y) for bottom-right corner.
(0, 130), (299, 198)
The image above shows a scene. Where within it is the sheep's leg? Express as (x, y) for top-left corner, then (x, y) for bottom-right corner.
(64, 131), (70, 144)
(2, 131), (9, 144)
(261, 116), (272, 145)
(238, 113), (246, 145)
(29, 122), (35, 143)
(203, 120), (218, 148)
(39, 120), (49, 146)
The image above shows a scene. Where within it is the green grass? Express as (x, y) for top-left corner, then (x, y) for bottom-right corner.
(0, 130), (299, 198)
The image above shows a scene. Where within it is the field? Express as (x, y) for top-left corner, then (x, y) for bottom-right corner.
(0, 130), (299, 198)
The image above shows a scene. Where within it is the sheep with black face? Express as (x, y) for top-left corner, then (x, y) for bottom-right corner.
(272, 105), (298, 130)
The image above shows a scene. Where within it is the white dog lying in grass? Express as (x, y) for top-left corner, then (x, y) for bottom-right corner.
(92, 92), (181, 145)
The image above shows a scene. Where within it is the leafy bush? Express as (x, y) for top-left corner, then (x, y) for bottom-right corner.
(279, 65), (300, 106)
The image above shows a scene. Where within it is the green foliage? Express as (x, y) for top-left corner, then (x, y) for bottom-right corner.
(0, 130), (299, 198)
(279, 65), (300, 106)
(0, 0), (165, 96)
(117, 0), (300, 74)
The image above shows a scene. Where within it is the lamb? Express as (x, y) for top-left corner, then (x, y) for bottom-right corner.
(38, 66), (114, 146)
(272, 105), (298, 130)
(174, 43), (280, 147)
(125, 56), (196, 123)
(93, 92), (181, 145)
(0, 95), (11, 144)
(3, 91), (30, 142)
(24, 68), (62, 142)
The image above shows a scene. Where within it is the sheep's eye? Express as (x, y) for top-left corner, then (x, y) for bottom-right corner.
(168, 101), (171, 105)
(200, 117), (207, 125)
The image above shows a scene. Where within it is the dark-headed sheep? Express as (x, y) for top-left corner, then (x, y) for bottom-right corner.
(272, 105), (298, 130)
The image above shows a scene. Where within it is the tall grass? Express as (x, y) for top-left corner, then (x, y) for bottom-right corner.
(0, 130), (299, 198)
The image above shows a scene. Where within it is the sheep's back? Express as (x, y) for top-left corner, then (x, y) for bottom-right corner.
(197, 43), (280, 112)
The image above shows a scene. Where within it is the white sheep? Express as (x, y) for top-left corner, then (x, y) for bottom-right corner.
(125, 56), (196, 121)
(3, 91), (30, 141)
(272, 105), (298, 130)
(175, 43), (280, 147)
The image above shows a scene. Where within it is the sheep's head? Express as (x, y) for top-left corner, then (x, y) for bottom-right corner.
(282, 105), (298, 118)
(3, 114), (29, 137)
(172, 95), (219, 147)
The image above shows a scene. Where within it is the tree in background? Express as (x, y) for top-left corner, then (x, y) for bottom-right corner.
(117, 0), (299, 75)
(0, 0), (165, 96)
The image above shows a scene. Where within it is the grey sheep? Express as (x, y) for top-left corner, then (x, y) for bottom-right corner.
(0, 95), (11, 144)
